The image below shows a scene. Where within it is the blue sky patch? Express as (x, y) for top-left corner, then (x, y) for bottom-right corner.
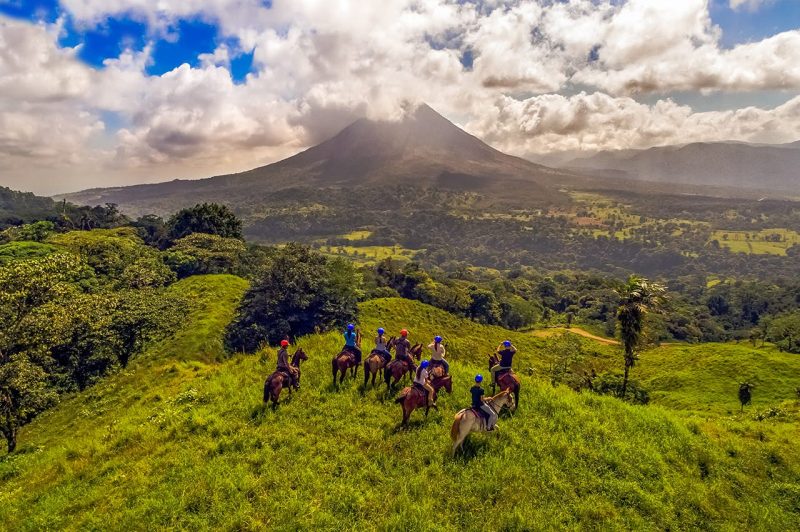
(709, 0), (800, 48)
(146, 19), (219, 75)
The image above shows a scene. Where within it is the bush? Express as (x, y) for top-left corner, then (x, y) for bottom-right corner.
(165, 233), (246, 278)
(593, 372), (650, 404)
(225, 244), (362, 351)
(167, 203), (242, 241)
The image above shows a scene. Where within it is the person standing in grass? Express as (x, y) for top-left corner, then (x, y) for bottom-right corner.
(428, 335), (449, 374)
(491, 340), (516, 386)
(374, 327), (391, 364)
(343, 323), (362, 365)
(471, 375), (497, 430)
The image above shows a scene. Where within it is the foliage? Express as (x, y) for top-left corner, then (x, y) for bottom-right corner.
(0, 221), (55, 243)
(165, 233), (247, 278)
(48, 228), (174, 289)
(764, 311), (800, 353)
(225, 244), (361, 351)
(616, 276), (667, 399)
(548, 332), (587, 388)
(593, 372), (650, 405)
(167, 203), (243, 241)
(0, 241), (59, 265)
(131, 215), (170, 249)
(0, 354), (57, 453)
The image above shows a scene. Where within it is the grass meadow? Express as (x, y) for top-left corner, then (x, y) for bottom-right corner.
(1, 276), (799, 530)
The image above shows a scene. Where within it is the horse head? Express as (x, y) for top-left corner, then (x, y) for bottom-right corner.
(292, 348), (309, 366)
(488, 352), (499, 369)
(410, 343), (423, 360)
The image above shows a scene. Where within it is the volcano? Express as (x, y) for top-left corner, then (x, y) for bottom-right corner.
(62, 104), (579, 213)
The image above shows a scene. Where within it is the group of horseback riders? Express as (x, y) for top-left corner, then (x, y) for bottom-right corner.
(271, 321), (517, 430)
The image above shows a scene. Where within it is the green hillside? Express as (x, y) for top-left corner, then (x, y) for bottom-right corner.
(2, 276), (799, 530)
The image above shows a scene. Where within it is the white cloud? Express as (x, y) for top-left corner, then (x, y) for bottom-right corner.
(1, 1), (800, 194)
(729, 0), (775, 12)
(467, 92), (800, 156)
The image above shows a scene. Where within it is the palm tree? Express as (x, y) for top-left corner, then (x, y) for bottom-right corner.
(616, 276), (666, 399)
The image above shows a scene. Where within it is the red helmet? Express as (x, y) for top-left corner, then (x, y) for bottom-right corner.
(400, 329), (408, 337)
(280, 340), (289, 347)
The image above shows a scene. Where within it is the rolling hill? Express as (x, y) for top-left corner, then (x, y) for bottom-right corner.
(61, 104), (581, 215)
(559, 141), (800, 193)
(2, 275), (799, 529)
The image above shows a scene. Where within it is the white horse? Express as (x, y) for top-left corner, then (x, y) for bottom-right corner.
(450, 390), (516, 456)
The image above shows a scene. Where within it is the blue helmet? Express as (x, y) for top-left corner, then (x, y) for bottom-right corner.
(475, 374), (483, 383)
(420, 360), (430, 368)
(434, 335), (442, 343)
(347, 324), (355, 331)
(503, 340), (512, 347)
(377, 327), (385, 335)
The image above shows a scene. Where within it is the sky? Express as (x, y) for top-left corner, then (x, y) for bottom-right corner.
(1, 0), (799, 195)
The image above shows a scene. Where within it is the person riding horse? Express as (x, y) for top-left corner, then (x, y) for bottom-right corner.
(276, 339), (300, 390)
(428, 335), (449, 374)
(373, 327), (391, 364)
(414, 359), (436, 408)
(343, 323), (362, 365)
(394, 329), (416, 369)
(491, 340), (516, 386)
(471, 374), (497, 430)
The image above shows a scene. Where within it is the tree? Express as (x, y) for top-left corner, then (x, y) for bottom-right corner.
(548, 332), (585, 388)
(167, 203), (243, 241)
(225, 244), (361, 351)
(764, 311), (800, 353)
(738, 382), (754, 411)
(616, 275), (666, 399)
(132, 215), (170, 249)
(0, 354), (57, 452)
(164, 233), (246, 278)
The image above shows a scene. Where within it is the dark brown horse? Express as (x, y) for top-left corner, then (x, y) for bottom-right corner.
(383, 343), (423, 388)
(332, 330), (362, 387)
(428, 359), (453, 396)
(263, 348), (308, 407)
(363, 336), (395, 388)
(395, 383), (438, 426)
(489, 353), (520, 406)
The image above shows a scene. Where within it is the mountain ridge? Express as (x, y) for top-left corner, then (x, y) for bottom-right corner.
(61, 104), (579, 213)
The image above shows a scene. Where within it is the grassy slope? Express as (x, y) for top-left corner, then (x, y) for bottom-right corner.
(1, 277), (799, 530)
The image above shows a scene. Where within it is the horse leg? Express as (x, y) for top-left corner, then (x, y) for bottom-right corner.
(263, 379), (270, 403)
(363, 364), (370, 388)
(332, 358), (338, 387)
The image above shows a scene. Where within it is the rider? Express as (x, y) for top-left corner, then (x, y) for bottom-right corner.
(428, 335), (449, 374)
(277, 339), (299, 389)
(491, 340), (516, 386)
(374, 327), (391, 364)
(471, 374), (497, 430)
(414, 359), (436, 408)
(394, 329), (415, 369)
(343, 323), (362, 365)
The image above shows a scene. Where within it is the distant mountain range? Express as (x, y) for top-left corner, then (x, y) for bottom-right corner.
(553, 141), (800, 193)
(62, 104), (584, 214)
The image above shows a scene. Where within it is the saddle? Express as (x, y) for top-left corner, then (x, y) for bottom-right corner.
(429, 359), (448, 376)
(470, 407), (489, 421)
(275, 368), (293, 381)
(413, 382), (427, 393)
(497, 367), (514, 379)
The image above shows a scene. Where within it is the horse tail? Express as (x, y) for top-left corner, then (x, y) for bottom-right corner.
(263, 376), (270, 403)
(450, 415), (461, 442)
(395, 390), (408, 404)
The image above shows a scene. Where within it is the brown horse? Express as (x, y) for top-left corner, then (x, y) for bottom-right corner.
(429, 360), (453, 396)
(263, 348), (308, 407)
(383, 343), (423, 388)
(489, 353), (520, 406)
(363, 336), (395, 388)
(450, 390), (515, 456)
(395, 382), (438, 426)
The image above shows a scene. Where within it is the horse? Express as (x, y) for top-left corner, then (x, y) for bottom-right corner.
(429, 359), (453, 396)
(395, 381), (438, 426)
(263, 348), (308, 407)
(332, 330), (362, 387)
(450, 390), (516, 456)
(363, 336), (395, 388)
(383, 343), (423, 388)
(489, 352), (520, 406)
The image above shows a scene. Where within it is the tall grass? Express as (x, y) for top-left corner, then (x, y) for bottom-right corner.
(1, 276), (798, 530)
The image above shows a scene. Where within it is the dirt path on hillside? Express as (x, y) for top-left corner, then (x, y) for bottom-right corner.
(530, 327), (620, 346)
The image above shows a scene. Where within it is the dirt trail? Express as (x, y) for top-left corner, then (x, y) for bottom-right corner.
(530, 327), (620, 346)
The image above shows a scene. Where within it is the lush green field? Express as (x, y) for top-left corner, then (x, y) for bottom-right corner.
(318, 244), (419, 264)
(2, 276), (799, 530)
(711, 229), (800, 256)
